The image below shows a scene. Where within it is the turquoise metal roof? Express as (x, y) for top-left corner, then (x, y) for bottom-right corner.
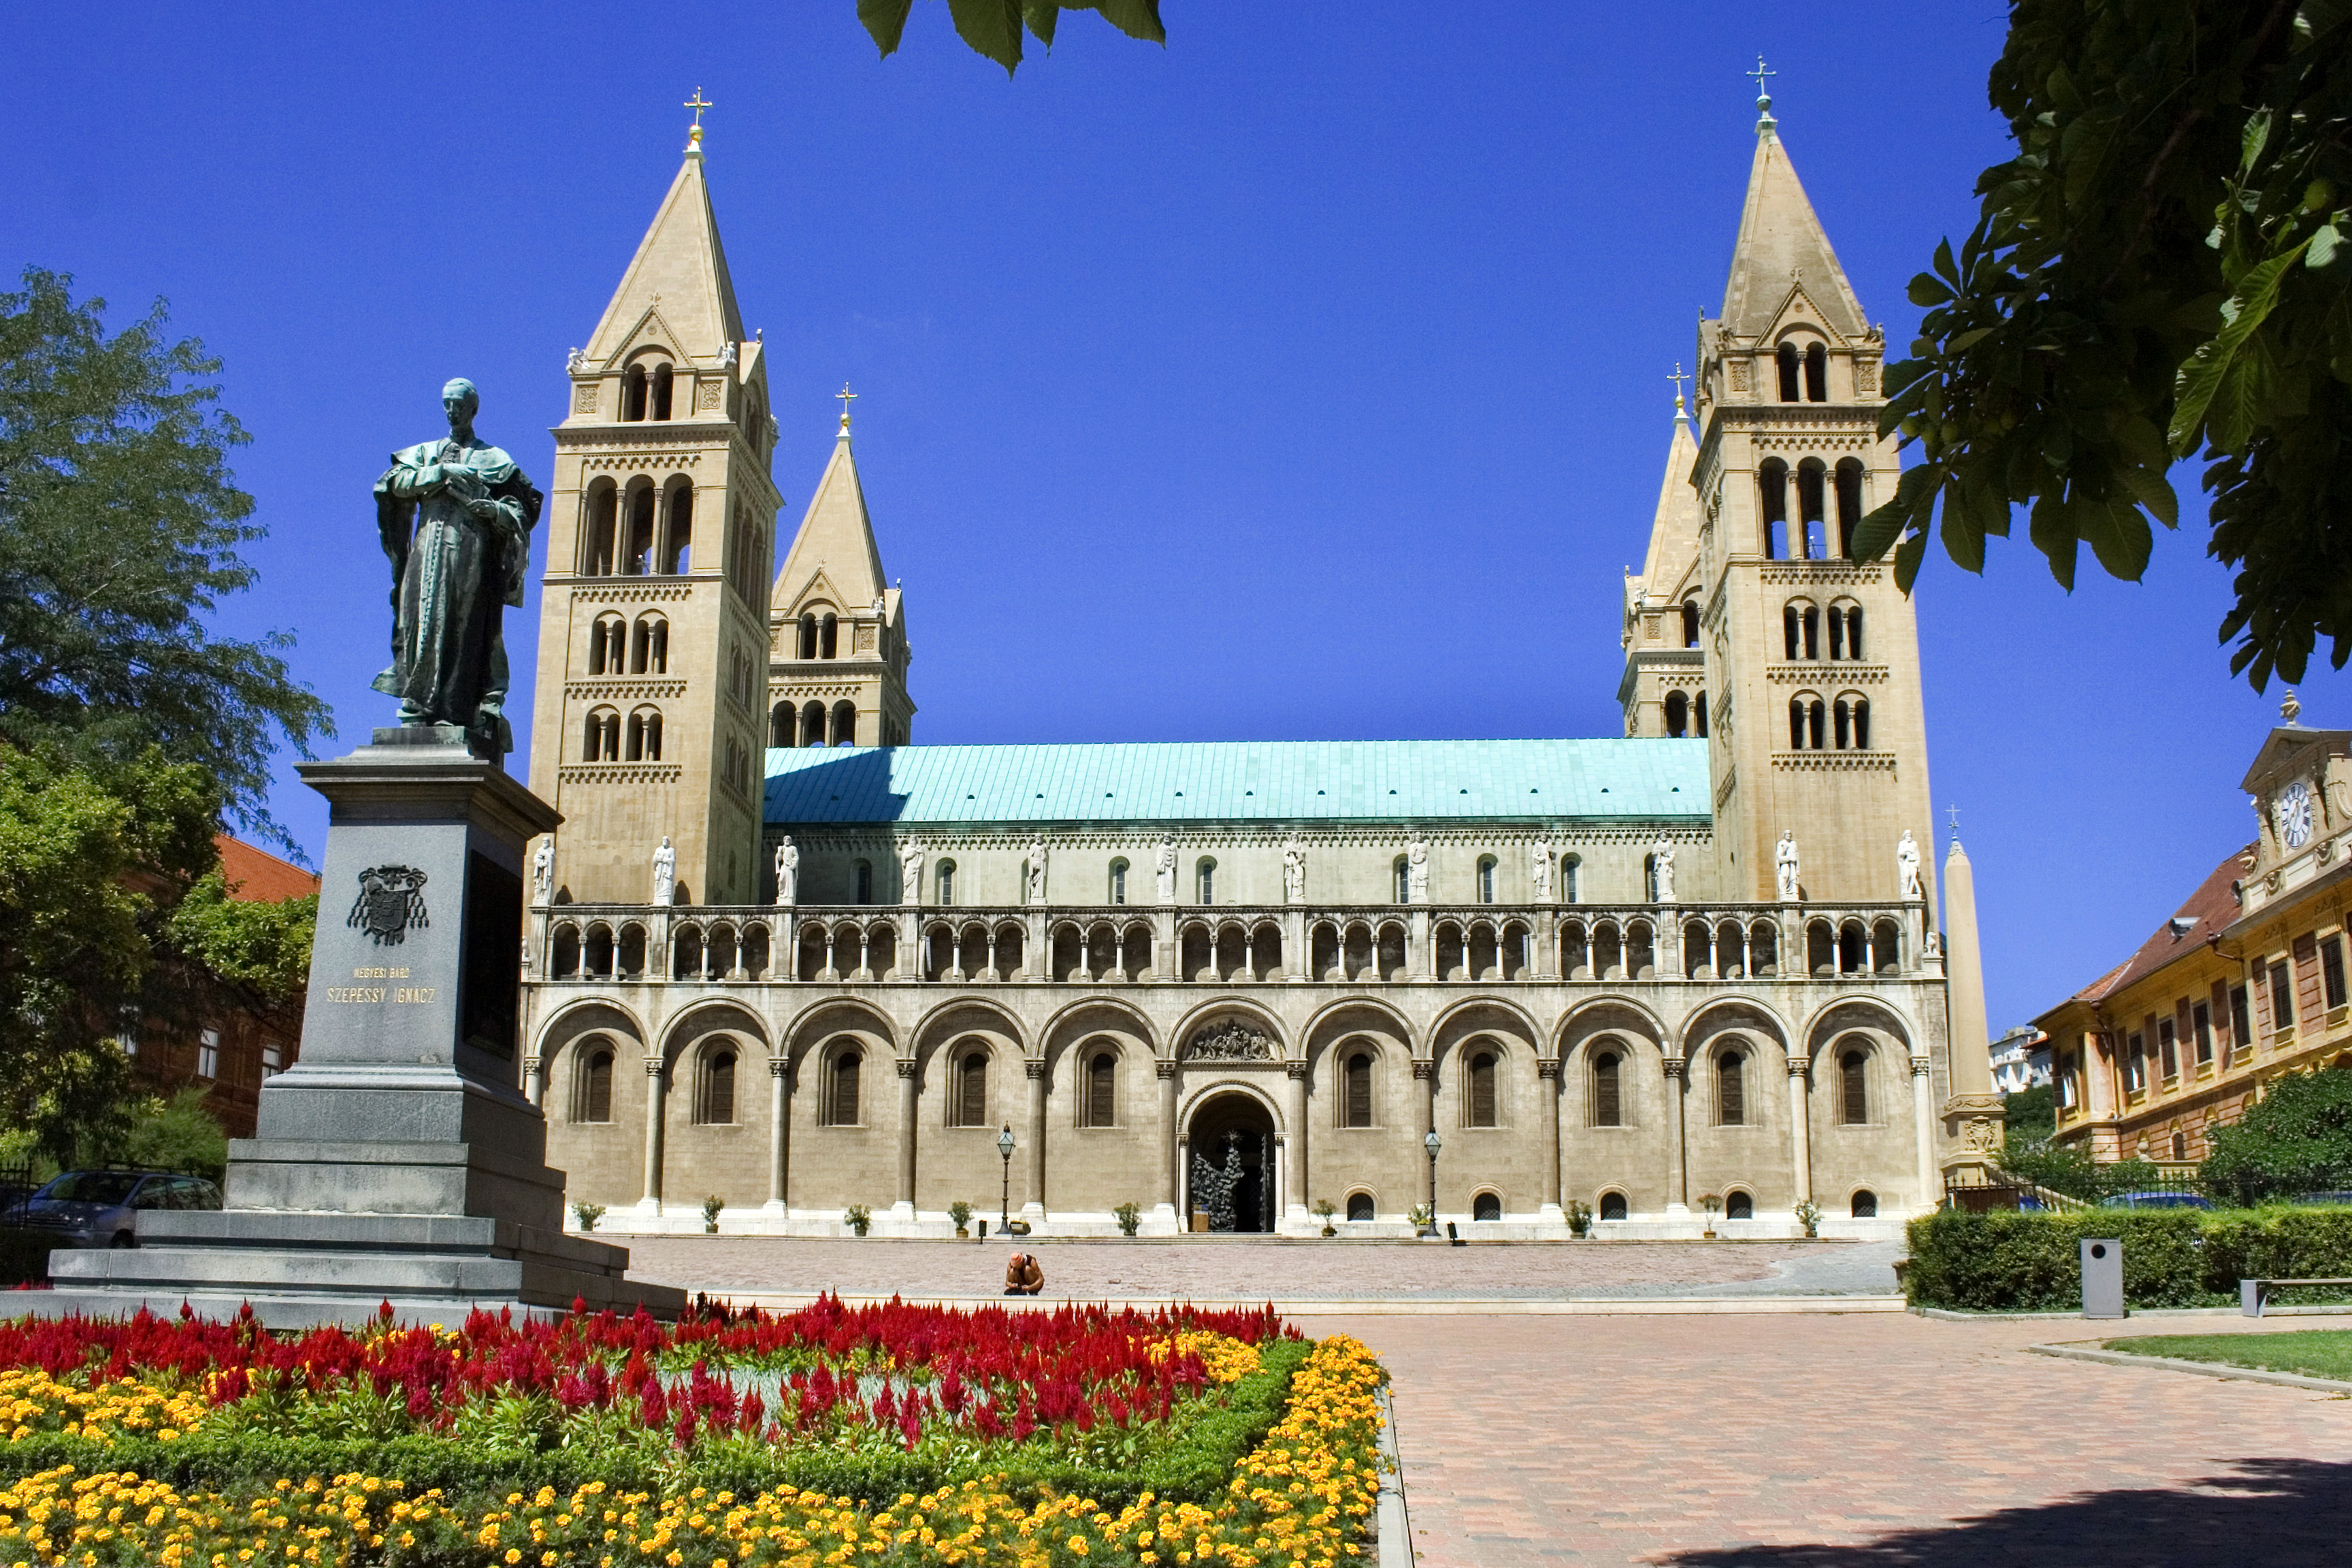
(762, 740), (1711, 826)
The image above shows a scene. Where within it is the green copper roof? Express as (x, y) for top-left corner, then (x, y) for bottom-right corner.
(762, 740), (1710, 826)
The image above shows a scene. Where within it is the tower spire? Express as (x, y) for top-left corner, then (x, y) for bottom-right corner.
(1748, 55), (1776, 138)
(684, 86), (713, 157)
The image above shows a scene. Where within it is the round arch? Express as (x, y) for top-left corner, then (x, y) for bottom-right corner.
(1799, 997), (1918, 1064)
(1677, 997), (1793, 1064)
(535, 996), (649, 1060)
(657, 1000), (769, 1068)
(1169, 998), (1291, 1062)
(1039, 996), (1159, 1070)
(1554, 996), (1669, 1064)
(909, 997), (1028, 1071)
(783, 997), (899, 1071)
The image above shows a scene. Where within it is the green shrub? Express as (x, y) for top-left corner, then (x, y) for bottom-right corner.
(2201, 1066), (2352, 1201)
(1904, 1206), (2352, 1311)
(947, 1200), (973, 1233)
(844, 1204), (872, 1236)
(1115, 1200), (1143, 1237)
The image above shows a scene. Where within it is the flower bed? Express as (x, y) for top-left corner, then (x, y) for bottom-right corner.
(0, 1297), (1384, 1565)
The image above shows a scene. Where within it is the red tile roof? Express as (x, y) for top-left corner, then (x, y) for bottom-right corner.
(2056, 845), (2252, 1010)
(213, 835), (320, 903)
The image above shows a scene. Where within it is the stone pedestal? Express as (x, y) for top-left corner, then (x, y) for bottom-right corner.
(42, 730), (685, 1327)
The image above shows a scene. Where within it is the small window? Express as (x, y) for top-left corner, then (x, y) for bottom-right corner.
(2125, 1033), (2147, 1092)
(956, 1049), (987, 1128)
(1717, 1049), (1744, 1126)
(1776, 342), (1800, 402)
(260, 1040), (283, 1077)
(1664, 690), (1689, 738)
(1726, 1191), (1754, 1220)
(1110, 860), (1128, 905)
(197, 1028), (220, 1080)
(2158, 1018), (2178, 1081)
(579, 1046), (614, 1124)
(855, 861), (872, 905)
(936, 861), (956, 905)
(1196, 860), (1216, 904)
(1680, 600), (1699, 647)
(1562, 855), (1579, 904)
(1346, 1192), (1375, 1222)
(1473, 1192), (1502, 1222)
(2325, 936), (2348, 1011)
(1393, 858), (1410, 904)
(1345, 1051), (1373, 1128)
(1599, 1191), (1628, 1221)
(1593, 1051), (1622, 1126)
(1850, 1190), (1878, 1218)
(1803, 342), (1828, 402)
(1085, 1050), (1116, 1128)
(2230, 985), (2252, 1051)
(697, 1049), (737, 1125)
(2172, 1131), (2188, 1161)
(828, 1050), (862, 1126)
(1839, 1049), (1867, 1124)
(2270, 960), (2294, 1031)
(1477, 857), (1497, 904)
(1467, 1051), (1498, 1127)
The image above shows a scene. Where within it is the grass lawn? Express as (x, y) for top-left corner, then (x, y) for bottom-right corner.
(2101, 1329), (2352, 1381)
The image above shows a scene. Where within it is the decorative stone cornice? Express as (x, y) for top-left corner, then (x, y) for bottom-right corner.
(566, 681), (688, 703)
(1767, 664), (1888, 686)
(564, 583), (698, 604)
(1770, 753), (1897, 773)
(558, 764), (683, 786)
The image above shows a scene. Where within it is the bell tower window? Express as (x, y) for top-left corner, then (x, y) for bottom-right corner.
(1776, 342), (1800, 402)
(1804, 342), (1827, 402)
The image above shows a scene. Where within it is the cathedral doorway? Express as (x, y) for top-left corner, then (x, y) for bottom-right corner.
(1185, 1091), (1277, 1233)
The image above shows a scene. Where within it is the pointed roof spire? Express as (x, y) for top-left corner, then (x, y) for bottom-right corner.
(1718, 111), (1867, 340)
(774, 412), (890, 614)
(683, 86), (712, 157)
(1632, 383), (1703, 593)
(583, 122), (745, 365)
(836, 383), (858, 438)
(1747, 55), (1776, 139)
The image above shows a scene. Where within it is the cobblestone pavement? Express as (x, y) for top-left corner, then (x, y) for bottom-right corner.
(1303, 1310), (2352, 1567)
(620, 1235), (1897, 1301)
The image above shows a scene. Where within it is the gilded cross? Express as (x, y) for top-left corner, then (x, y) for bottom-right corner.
(685, 88), (713, 129)
(836, 383), (858, 430)
(1747, 56), (1776, 103)
(1947, 803), (1961, 838)
(1667, 362), (1690, 411)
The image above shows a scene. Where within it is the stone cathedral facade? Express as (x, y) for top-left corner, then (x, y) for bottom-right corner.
(520, 108), (1999, 1240)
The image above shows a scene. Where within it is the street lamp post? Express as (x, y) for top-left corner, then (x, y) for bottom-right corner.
(1422, 1128), (1442, 1237)
(997, 1123), (1016, 1234)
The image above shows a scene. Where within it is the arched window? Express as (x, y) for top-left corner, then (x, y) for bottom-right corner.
(1797, 462), (1827, 559)
(1801, 606), (1820, 659)
(1760, 459), (1789, 557)
(820, 614), (838, 659)
(1663, 690), (1689, 738)
(576, 1043), (614, 1124)
(853, 860), (872, 904)
(826, 1049), (861, 1126)
(1850, 1189), (1878, 1218)
(582, 483), (618, 576)
(621, 364), (648, 422)
(1345, 1050), (1373, 1128)
(936, 860), (956, 905)
(1727, 1190), (1754, 1220)
(623, 484), (655, 576)
(583, 708), (620, 762)
(625, 707), (663, 762)
(1844, 607), (1864, 660)
(1109, 859), (1128, 905)
(1345, 1192), (1375, 1222)
(1592, 1050), (1622, 1126)
(1196, 859), (1216, 904)
(1467, 1051), (1497, 1127)
(1787, 698), (1804, 751)
(661, 484), (693, 574)
(1393, 857), (1410, 904)
(1473, 1191), (1502, 1222)
(588, 614), (619, 674)
(1599, 1191), (1628, 1221)
(1783, 604), (1801, 660)
(1562, 854), (1580, 904)
(1477, 856), (1497, 903)
(1718, 1049), (1744, 1125)
(1851, 697), (1870, 750)
(1776, 342), (1801, 402)
(1695, 691), (1709, 738)
(1801, 698), (1825, 750)
(1833, 698), (1852, 751)
(953, 1047), (987, 1128)
(651, 363), (674, 421)
(830, 701), (856, 747)
(696, 1047), (736, 1125)
(800, 700), (826, 748)
(1834, 459), (1865, 557)
(1803, 342), (1827, 402)
(1085, 1050), (1116, 1128)
(629, 615), (669, 674)
(1680, 600), (1700, 647)
(798, 614), (818, 659)
(1840, 1048), (1868, 1124)
(771, 702), (794, 748)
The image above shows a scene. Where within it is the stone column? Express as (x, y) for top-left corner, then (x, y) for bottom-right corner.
(638, 1056), (667, 1215)
(1414, 910), (1433, 982)
(1413, 1058), (1437, 1211)
(765, 1057), (789, 1217)
(1786, 1056), (1812, 1208)
(1284, 1061), (1309, 1222)
(522, 1054), (544, 1110)
(1155, 1059), (1179, 1222)
(1938, 835), (2004, 1183)
(894, 1058), (919, 1221)
(1912, 1056), (1938, 1213)
(1537, 1058), (1563, 1220)
(1024, 1058), (1048, 1221)
(1663, 1056), (1688, 1215)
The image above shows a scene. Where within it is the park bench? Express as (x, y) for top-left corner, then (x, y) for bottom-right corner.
(2239, 1277), (2352, 1316)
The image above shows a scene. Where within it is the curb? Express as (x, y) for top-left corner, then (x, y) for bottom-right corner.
(2027, 1341), (2352, 1394)
(683, 1292), (1908, 1316)
(1912, 1303), (2352, 1322)
(1375, 1384), (1414, 1568)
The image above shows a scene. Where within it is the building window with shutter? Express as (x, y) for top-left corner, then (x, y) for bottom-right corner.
(2192, 1002), (2214, 1068)
(1344, 1051), (1373, 1128)
(2230, 985), (2252, 1060)
(2325, 936), (2348, 1011)
(2270, 960), (2295, 1032)
(1592, 1051), (1622, 1126)
(1840, 1048), (1868, 1124)
(1467, 1051), (1498, 1128)
(827, 1049), (862, 1126)
(1083, 1050), (1116, 1128)
(2158, 1019), (2178, 1081)
(1718, 1049), (1744, 1125)
(197, 1028), (220, 1081)
(696, 1049), (737, 1125)
(953, 1048), (987, 1128)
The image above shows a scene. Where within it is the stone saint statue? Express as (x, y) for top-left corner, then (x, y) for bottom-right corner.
(651, 836), (676, 906)
(1282, 838), (1306, 904)
(1406, 836), (1430, 904)
(1651, 836), (1677, 903)
(1530, 836), (1553, 902)
(1026, 840), (1048, 904)
(531, 838), (553, 906)
(1155, 834), (1177, 904)
(899, 840), (924, 905)
(372, 378), (542, 762)
(773, 836), (798, 906)
(1897, 829), (1923, 900)
(1775, 832), (1801, 901)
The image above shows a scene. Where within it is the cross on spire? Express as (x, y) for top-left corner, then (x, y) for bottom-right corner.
(836, 383), (858, 434)
(1667, 362), (1690, 416)
(1947, 802), (1962, 843)
(684, 87), (713, 152)
(1748, 55), (1777, 135)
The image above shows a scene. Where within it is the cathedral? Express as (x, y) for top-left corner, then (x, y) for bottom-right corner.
(519, 99), (2002, 1240)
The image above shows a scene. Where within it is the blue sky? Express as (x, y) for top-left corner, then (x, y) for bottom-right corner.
(2, 3), (2329, 1032)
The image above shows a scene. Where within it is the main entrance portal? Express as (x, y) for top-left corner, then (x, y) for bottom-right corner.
(1186, 1092), (1277, 1233)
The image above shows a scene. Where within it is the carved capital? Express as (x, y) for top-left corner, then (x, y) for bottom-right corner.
(1537, 1058), (1562, 1079)
(896, 1058), (917, 1079)
(1912, 1056), (1936, 1079)
(1286, 1060), (1309, 1080)
(644, 1058), (664, 1077)
(1788, 1058), (1812, 1079)
(1155, 1058), (1177, 1079)
(522, 1055), (541, 1076)
(1411, 1060), (1436, 1081)
(1025, 1059), (1048, 1080)
(768, 1057), (788, 1079)
(1662, 1057), (1686, 1079)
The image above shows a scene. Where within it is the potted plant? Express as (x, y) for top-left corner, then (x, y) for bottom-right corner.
(1700, 1193), (1721, 1239)
(1567, 1199), (1592, 1238)
(948, 1200), (973, 1239)
(1794, 1198), (1822, 1239)
(571, 1202), (605, 1233)
(844, 1203), (872, 1237)
(701, 1194), (724, 1235)
(1113, 1201), (1141, 1237)
(1313, 1198), (1337, 1238)
(1408, 1203), (1435, 1236)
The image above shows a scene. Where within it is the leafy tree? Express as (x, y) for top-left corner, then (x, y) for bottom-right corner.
(79, 1088), (230, 1186)
(2002, 1083), (2057, 1143)
(2200, 1065), (2352, 1199)
(0, 267), (328, 841)
(167, 866), (316, 1039)
(858, 0), (1163, 76)
(1857, 1), (2352, 689)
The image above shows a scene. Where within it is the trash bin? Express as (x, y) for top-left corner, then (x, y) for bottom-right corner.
(2080, 1237), (2124, 1319)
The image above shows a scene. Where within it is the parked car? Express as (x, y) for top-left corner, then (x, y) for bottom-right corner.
(1, 1171), (222, 1249)
(2291, 1190), (2352, 1206)
(2097, 1191), (2214, 1211)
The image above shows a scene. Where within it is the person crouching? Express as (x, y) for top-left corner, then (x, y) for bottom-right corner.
(1003, 1250), (1043, 1295)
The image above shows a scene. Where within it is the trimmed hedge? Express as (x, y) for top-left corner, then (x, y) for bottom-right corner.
(1904, 1207), (2352, 1311)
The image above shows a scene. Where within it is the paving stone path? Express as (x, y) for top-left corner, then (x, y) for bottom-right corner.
(621, 1235), (1898, 1301)
(1307, 1309), (2352, 1567)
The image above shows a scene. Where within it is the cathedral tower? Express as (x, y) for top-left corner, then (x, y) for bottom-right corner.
(1680, 93), (1936, 906)
(764, 402), (913, 753)
(527, 121), (783, 906)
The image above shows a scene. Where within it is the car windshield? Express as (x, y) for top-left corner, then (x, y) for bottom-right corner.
(36, 1173), (141, 1206)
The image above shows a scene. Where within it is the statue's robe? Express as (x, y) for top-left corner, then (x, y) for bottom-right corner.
(372, 436), (541, 757)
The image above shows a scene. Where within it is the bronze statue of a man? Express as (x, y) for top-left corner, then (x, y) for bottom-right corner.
(372, 378), (542, 762)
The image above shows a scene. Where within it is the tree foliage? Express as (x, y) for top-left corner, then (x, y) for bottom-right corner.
(167, 867), (316, 1026)
(1856, 1), (2352, 689)
(0, 267), (328, 841)
(2200, 1065), (2352, 1198)
(858, 0), (1163, 76)
(78, 1088), (229, 1185)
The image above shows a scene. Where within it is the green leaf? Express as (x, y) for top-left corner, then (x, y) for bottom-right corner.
(1908, 273), (1957, 307)
(2169, 235), (2313, 455)
(1021, 1), (1059, 44)
(858, 0), (916, 56)
(1893, 530), (1929, 593)
(2118, 464), (2180, 529)
(2308, 220), (2340, 268)
(1853, 464), (1940, 561)
(1081, 0), (1164, 42)
(2079, 494), (2154, 581)
(1939, 477), (1987, 573)
(947, 0), (1026, 73)
(1932, 237), (1960, 287)
(2241, 108), (2273, 176)
(2029, 494), (2080, 591)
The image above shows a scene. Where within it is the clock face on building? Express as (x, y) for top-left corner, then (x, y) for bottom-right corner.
(2276, 779), (2315, 849)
